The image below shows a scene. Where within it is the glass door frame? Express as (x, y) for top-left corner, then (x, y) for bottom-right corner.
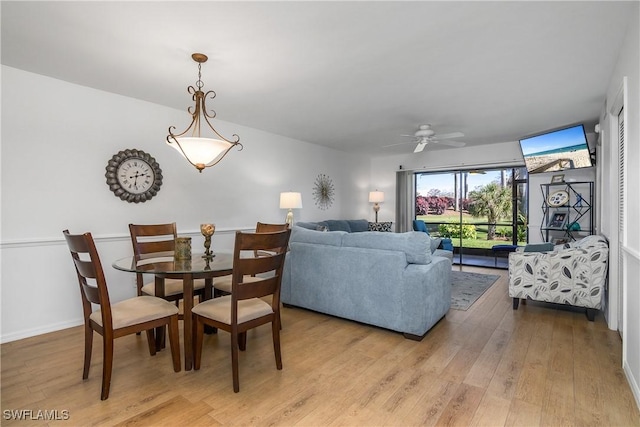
(414, 166), (528, 268)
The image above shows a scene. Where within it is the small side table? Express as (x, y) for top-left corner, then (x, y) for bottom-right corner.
(491, 244), (519, 267)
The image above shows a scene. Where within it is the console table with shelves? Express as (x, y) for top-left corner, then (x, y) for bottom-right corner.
(540, 181), (594, 243)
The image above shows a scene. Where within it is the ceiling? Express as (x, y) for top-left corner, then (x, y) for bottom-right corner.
(1, 1), (635, 156)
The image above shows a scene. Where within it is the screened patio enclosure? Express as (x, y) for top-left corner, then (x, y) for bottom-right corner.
(415, 167), (528, 269)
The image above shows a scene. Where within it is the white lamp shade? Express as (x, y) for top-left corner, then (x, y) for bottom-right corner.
(280, 192), (303, 209)
(167, 137), (232, 167)
(369, 191), (384, 203)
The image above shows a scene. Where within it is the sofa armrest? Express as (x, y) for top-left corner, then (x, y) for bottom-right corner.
(401, 257), (451, 336)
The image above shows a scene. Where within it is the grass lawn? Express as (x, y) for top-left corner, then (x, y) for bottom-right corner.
(417, 209), (525, 249)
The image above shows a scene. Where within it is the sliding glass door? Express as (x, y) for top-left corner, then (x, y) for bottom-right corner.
(415, 167), (528, 268)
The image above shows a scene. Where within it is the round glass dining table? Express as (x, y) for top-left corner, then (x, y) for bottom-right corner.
(112, 253), (233, 371)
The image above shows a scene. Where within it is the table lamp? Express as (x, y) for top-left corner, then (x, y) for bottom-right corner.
(369, 190), (384, 223)
(280, 192), (303, 227)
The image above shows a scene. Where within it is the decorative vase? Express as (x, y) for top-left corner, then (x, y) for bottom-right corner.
(174, 237), (192, 260)
(200, 223), (216, 260)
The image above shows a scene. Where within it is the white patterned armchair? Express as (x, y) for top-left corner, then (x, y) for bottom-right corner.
(508, 235), (609, 321)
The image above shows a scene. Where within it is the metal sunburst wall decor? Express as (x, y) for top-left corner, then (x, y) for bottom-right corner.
(313, 174), (335, 210)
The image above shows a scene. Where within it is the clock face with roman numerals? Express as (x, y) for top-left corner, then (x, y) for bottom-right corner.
(105, 149), (162, 203)
(117, 158), (154, 194)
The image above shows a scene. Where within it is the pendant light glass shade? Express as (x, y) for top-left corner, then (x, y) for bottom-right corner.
(167, 137), (233, 168)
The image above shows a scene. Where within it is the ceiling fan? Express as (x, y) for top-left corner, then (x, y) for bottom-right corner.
(384, 124), (466, 153)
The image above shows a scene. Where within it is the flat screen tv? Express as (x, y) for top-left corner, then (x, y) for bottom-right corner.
(519, 124), (593, 174)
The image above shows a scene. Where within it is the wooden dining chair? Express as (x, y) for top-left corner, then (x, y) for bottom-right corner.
(192, 228), (292, 392)
(212, 222), (289, 294)
(129, 223), (208, 310)
(212, 222), (289, 330)
(63, 230), (181, 400)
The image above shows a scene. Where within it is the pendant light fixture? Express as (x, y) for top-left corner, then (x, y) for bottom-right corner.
(167, 53), (242, 172)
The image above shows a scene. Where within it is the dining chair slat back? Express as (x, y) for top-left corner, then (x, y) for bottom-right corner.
(63, 229), (181, 400)
(129, 223), (176, 295)
(253, 222), (289, 257)
(64, 230), (109, 309)
(193, 228), (292, 392)
(128, 223), (207, 304)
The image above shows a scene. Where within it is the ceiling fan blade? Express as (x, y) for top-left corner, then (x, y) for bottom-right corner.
(381, 141), (416, 148)
(414, 142), (427, 153)
(433, 132), (464, 140)
(434, 140), (466, 147)
(400, 134), (416, 138)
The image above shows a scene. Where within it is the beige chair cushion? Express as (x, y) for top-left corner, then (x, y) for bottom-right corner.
(89, 296), (179, 329)
(141, 278), (206, 297)
(212, 275), (261, 293)
(192, 295), (273, 325)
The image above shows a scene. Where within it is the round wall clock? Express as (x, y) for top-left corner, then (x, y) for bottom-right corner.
(547, 190), (569, 207)
(313, 173), (335, 210)
(105, 149), (163, 203)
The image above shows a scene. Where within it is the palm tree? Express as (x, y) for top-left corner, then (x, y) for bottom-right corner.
(468, 182), (512, 240)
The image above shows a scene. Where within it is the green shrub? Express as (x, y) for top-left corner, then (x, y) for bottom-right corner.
(439, 222), (477, 239)
(496, 226), (513, 238)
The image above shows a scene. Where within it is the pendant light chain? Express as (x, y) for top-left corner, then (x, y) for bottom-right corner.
(196, 62), (204, 91)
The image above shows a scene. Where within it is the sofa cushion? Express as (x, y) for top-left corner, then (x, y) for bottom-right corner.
(430, 237), (442, 253)
(342, 231), (431, 264)
(291, 226), (345, 246)
(347, 219), (369, 232)
(295, 221), (330, 231)
(295, 221), (319, 230)
(433, 248), (453, 261)
(368, 222), (393, 232)
(325, 220), (351, 232)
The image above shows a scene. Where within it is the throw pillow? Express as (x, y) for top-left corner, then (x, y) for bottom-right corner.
(368, 222), (393, 232)
(524, 242), (555, 252)
(347, 219), (369, 232)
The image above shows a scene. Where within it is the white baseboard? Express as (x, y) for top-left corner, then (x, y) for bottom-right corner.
(625, 356), (640, 411)
(0, 318), (83, 344)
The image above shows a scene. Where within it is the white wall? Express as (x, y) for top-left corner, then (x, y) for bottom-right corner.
(0, 66), (371, 342)
(600, 5), (640, 408)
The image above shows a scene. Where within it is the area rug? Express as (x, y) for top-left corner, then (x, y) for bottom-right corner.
(450, 270), (500, 311)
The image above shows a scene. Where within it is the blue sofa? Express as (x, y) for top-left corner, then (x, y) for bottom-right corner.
(297, 219), (451, 260)
(296, 219), (391, 232)
(281, 226), (452, 340)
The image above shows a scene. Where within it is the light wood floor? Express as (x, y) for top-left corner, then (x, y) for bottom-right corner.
(2, 266), (639, 426)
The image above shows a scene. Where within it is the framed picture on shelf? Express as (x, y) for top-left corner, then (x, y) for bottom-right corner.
(548, 212), (568, 228)
(550, 174), (565, 183)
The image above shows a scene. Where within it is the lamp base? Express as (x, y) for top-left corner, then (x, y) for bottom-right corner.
(285, 209), (294, 227)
